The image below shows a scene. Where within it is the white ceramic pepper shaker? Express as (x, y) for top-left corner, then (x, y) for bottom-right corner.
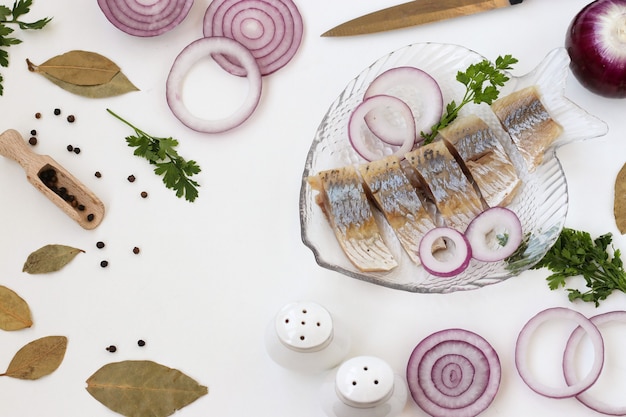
(265, 301), (351, 373)
(320, 355), (408, 417)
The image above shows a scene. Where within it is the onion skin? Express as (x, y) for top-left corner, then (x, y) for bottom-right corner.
(566, 0), (626, 98)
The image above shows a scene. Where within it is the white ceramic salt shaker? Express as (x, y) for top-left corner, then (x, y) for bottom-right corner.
(265, 301), (351, 373)
(320, 356), (407, 417)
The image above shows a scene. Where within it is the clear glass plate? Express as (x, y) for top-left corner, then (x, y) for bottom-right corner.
(299, 43), (608, 293)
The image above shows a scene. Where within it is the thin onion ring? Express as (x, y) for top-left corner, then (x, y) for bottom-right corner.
(515, 307), (605, 399)
(166, 37), (262, 133)
(203, 0), (303, 76)
(406, 328), (501, 417)
(97, 0), (193, 37)
(564, 311), (626, 415)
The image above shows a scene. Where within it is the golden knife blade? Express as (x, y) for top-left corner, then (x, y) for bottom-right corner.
(322, 0), (523, 37)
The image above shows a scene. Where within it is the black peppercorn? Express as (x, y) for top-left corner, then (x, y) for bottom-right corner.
(140, 191), (148, 198)
(73, 147), (81, 154)
(87, 213), (95, 222)
(54, 108), (61, 116)
(95, 171), (102, 178)
(96, 241), (105, 249)
(133, 246), (140, 254)
(30, 129), (37, 136)
(127, 174), (136, 183)
(67, 115), (75, 123)
(100, 260), (108, 268)
(66, 144), (73, 152)
(105, 345), (117, 352)
(137, 340), (146, 347)
(28, 137), (37, 146)
(35, 112), (41, 119)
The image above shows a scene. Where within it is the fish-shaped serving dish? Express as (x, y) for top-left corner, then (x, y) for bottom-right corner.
(299, 43), (608, 293)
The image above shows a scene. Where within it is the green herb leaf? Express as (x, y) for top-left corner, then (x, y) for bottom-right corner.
(421, 54), (518, 144)
(533, 228), (626, 306)
(86, 360), (208, 417)
(22, 244), (84, 274)
(1, 335), (67, 379)
(107, 109), (201, 202)
(0, 285), (32, 330)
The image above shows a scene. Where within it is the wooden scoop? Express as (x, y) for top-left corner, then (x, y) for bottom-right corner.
(0, 129), (105, 229)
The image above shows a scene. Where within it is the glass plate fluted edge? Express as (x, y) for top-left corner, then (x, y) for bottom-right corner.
(299, 43), (608, 293)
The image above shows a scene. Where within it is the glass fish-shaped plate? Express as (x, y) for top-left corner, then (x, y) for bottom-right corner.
(299, 43), (608, 293)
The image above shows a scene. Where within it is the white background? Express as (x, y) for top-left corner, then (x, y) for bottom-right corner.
(1, 0), (625, 416)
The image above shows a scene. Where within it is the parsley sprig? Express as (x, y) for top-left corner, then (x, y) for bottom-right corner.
(533, 228), (626, 306)
(0, 0), (51, 95)
(421, 54), (518, 144)
(107, 109), (201, 202)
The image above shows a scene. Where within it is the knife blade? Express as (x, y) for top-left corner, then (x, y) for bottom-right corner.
(322, 0), (523, 37)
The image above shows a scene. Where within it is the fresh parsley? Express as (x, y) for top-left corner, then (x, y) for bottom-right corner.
(533, 227), (626, 306)
(107, 109), (201, 202)
(0, 0), (51, 95)
(421, 54), (518, 144)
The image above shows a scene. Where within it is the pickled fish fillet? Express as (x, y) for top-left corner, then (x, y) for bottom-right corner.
(358, 156), (437, 265)
(308, 166), (397, 272)
(405, 140), (484, 231)
(491, 85), (563, 171)
(439, 114), (521, 208)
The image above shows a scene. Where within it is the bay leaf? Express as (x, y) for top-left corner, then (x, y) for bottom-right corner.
(22, 244), (84, 274)
(0, 285), (33, 331)
(86, 360), (208, 417)
(38, 70), (139, 98)
(1, 335), (68, 380)
(615, 161), (626, 234)
(27, 50), (120, 86)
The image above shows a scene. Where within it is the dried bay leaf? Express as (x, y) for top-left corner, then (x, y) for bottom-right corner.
(0, 285), (33, 331)
(1, 336), (68, 380)
(86, 360), (208, 417)
(23, 244), (84, 274)
(615, 161), (626, 234)
(38, 70), (139, 98)
(27, 50), (120, 85)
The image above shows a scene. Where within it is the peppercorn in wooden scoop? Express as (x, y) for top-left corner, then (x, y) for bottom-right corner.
(0, 129), (105, 229)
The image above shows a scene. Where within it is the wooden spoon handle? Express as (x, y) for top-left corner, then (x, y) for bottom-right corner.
(0, 129), (42, 170)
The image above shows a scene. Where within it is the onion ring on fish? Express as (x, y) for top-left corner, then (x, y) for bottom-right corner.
(464, 207), (523, 262)
(418, 227), (472, 277)
(348, 95), (416, 162)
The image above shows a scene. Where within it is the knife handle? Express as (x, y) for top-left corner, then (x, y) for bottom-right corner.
(510, 0), (523, 4)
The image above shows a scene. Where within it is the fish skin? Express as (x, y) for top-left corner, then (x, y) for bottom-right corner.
(491, 85), (563, 171)
(405, 140), (484, 231)
(439, 114), (522, 208)
(309, 165), (397, 272)
(358, 156), (437, 265)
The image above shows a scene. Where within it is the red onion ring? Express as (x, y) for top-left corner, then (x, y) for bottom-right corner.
(364, 66), (443, 142)
(515, 307), (605, 399)
(406, 328), (501, 417)
(166, 37), (262, 133)
(564, 311), (626, 415)
(203, 0), (303, 76)
(97, 0), (193, 37)
(418, 227), (472, 277)
(348, 95), (416, 161)
(464, 207), (523, 262)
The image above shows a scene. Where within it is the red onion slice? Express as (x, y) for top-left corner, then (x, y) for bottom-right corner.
(515, 307), (604, 399)
(418, 227), (472, 277)
(406, 328), (501, 417)
(564, 311), (626, 416)
(166, 37), (262, 133)
(364, 66), (443, 141)
(203, 0), (303, 76)
(464, 207), (523, 262)
(97, 0), (193, 37)
(348, 95), (416, 161)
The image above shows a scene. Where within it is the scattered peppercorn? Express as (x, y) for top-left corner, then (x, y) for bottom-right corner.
(133, 246), (140, 254)
(30, 129), (37, 136)
(28, 137), (37, 146)
(77, 204), (85, 211)
(66, 144), (73, 152)
(100, 260), (108, 268)
(127, 174), (136, 183)
(87, 213), (95, 222)
(105, 345), (117, 353)
(54, 108), (61, 116)
(67, 115), (75, 123)
(96, 241), (105, 249)
(95, 171), (102, 178)
(73, 147), (81, 154)
(140, 191), (148, 198)
(35, 112), (41, 119)
(137, 340), (146, 347)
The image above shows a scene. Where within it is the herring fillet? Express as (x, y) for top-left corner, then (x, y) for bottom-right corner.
(405, 140), (484, 231)
(358, 156), (436, 265)
(308, 166), (397, 272)
(491, 85), (563, 171)
(439, 114), (521, 208)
